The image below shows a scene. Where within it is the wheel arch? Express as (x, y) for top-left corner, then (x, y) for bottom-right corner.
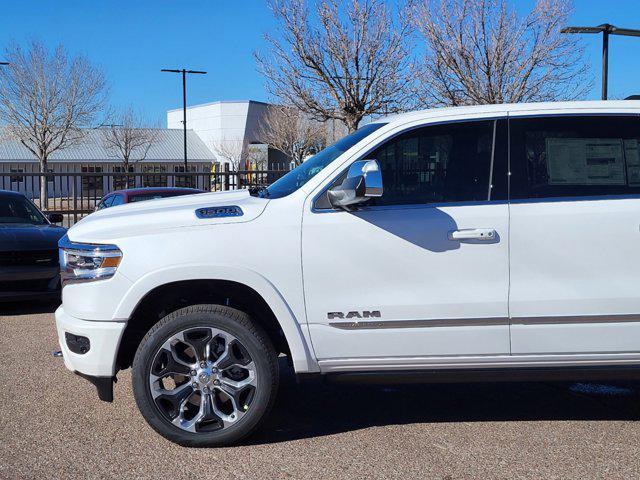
(114, 265), (318, 373)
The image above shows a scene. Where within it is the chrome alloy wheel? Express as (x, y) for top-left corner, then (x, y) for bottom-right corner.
(149, 327), (257, 433)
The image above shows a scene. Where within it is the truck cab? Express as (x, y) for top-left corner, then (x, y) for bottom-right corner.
(56, 101), (640, 446)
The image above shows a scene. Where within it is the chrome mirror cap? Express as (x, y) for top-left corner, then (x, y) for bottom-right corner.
(328, 159), (383, 208)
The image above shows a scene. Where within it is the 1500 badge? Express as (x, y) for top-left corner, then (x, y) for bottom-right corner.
(327, 310), (381, 319)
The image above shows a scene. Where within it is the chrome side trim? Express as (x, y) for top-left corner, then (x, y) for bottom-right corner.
(511, 314), (640, 325)
(58, 234), (120, 252)
(318, 353), (640, 373)
(328, 314), (640, 330)
(329, 317), (508, 330)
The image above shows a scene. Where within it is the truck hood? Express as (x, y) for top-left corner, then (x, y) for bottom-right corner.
(67, 190), (268, 243)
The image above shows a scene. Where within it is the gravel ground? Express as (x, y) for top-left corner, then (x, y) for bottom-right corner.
(1, 304), (640, 479)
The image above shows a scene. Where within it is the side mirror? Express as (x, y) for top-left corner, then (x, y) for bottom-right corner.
(47, 213), (64, 224)
(327, 159), (383, 209)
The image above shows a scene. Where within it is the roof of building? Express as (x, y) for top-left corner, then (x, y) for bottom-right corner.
(167, 99), (271, 113)
(376, 100), (640, 125)
(0, 128), (215, 162)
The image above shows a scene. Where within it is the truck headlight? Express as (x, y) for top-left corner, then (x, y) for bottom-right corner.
(58, 234), (122, 286)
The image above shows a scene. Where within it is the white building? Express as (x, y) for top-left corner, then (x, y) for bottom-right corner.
(0, 129), (214, 198)
(167, 100), (290, 169)
(0, 100), (294, 200)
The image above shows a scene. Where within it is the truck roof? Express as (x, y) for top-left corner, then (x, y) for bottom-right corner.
(376, 100), (640, 126)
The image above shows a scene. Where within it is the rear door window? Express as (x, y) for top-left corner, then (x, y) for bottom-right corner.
(509, 116), (640, 199)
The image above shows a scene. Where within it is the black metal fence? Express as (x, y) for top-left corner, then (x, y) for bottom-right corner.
(0, 164), (291, 228)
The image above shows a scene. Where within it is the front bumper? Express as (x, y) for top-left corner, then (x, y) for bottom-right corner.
(55, 306), (126, 400)
(0, 265), (60, 301)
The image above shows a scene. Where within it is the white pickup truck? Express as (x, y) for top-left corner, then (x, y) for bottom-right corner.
(56, 101), (640, 446)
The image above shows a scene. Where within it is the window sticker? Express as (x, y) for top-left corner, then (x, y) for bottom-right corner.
(624, 139), (640, 186)
(546, 138), (626, 185)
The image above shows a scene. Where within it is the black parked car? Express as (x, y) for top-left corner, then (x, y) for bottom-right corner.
(0, 190), (66, 301)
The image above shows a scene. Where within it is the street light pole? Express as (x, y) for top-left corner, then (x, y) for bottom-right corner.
(182, 70), (187, 170)
(161, 68), (207, 169)
(602, 28), (609, 100)
(562, 24), (640, 100)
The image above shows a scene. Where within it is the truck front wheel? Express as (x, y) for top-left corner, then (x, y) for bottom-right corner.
(132, 304), (279, 447)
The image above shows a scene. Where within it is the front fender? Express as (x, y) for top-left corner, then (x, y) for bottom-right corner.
(113, 264), (319, 373)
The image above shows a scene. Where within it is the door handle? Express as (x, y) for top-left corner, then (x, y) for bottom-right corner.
(448, 228), (497, 241)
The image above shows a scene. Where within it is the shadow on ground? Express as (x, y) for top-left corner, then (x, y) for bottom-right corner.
(248, 358), (640, 445)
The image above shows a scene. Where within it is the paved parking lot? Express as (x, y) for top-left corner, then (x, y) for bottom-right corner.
(1, 305), (640, 479)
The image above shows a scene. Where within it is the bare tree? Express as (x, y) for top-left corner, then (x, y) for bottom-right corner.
(411, 0), (592, 107)
(212, 137), (249, 171)
(0, 40), (108, 207)
(259, 106), (327, 165)
(101, 108), (158, 188)
(256, 0), (415, 133)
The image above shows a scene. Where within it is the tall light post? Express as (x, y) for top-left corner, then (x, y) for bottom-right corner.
(561, 24), (640, 100)
(161, 68), (207, 168)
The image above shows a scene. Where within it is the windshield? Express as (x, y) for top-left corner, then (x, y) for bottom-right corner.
(263, 122), (386, 199)
(0, 193), (48, 225)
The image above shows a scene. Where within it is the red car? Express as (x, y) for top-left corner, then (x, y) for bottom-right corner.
(96, 187), (205, 210)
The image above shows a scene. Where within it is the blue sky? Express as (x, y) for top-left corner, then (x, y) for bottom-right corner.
(0, 0), (638, 124)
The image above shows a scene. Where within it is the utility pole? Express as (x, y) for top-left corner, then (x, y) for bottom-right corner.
(161, 68), (207, 169)
(561, 24), (640, 100)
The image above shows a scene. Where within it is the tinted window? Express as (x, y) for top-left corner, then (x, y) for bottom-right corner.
(129, 193), (178, 202)
(98, 195), (114, 210)
(510, 116), (640, 199)
(369, 120), (496, 206)
(111, 194), (125, 206)
(265, 123), (386, 199)
(0, 194), (47, 225)
(128, 192), (194, 203)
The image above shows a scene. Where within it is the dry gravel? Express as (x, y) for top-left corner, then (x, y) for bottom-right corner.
(1, 304), (640, 479)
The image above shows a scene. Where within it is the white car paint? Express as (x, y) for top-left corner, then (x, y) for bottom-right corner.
(509, 198), (640, 354)
(55, 100), (640, 385)
(302, 202), (510, 360)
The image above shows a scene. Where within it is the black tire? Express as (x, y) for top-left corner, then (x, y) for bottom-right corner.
(132, 304), (279, 447)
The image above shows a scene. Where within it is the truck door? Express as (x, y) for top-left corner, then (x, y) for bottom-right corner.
(508, 114), (640, 355)
(302, 118), (511, 368)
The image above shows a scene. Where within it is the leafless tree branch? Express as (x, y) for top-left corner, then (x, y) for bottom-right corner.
(258, 105), (327, 165)
(411, 0), (592, 107)
(256, 0), (416, 132)
(0, 40), (108, 207)
(211, 137), (249, 171)
(100, 107), (158, 188)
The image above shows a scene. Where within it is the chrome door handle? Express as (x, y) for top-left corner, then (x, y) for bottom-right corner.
(448, 228), (497, 241)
